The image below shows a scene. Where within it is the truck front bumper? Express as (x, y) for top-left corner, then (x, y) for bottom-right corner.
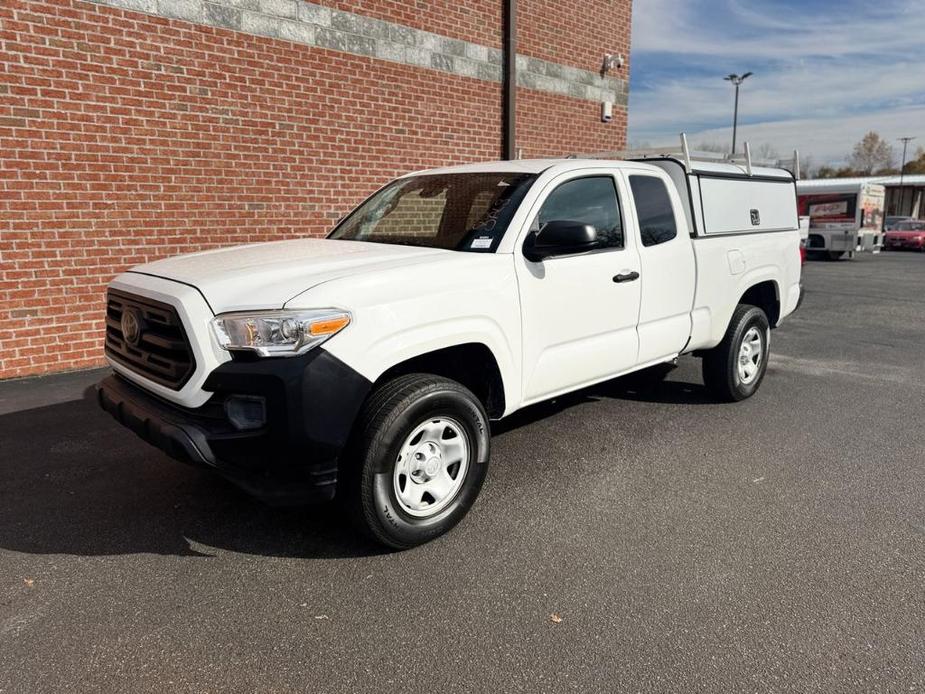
(96, 349), (372, 505)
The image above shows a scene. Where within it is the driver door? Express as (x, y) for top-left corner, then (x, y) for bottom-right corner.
(515, 170), (642, 403)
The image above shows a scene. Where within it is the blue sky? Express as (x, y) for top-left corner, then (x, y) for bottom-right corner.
(628, 0), (925, 167)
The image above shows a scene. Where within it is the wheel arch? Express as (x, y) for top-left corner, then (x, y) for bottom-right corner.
(696, 274), (783, 351)
(374, 342), (507, 419)
(739, 279), (781, 327)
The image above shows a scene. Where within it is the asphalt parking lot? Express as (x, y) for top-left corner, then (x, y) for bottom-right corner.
(1, 251), (923, 693)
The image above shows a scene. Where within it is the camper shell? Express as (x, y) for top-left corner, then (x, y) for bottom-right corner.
(575, 135), (799, 242)
(630, 158), (797, 239)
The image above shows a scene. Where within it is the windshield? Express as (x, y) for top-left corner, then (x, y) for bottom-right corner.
(895, 221), (925, 231)
(328, 172), (537, 252)
(886, 217), (912, 230)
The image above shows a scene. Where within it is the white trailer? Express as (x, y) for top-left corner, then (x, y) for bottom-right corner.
(796, 179), (885, 259)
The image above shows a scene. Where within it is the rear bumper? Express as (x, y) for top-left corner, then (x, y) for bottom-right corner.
(96, 349), (372, 504)
(883, 240), (925, 250)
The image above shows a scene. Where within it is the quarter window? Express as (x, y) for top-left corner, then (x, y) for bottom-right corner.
(535, 176), (623, 249)
(629, 175), (678, 247)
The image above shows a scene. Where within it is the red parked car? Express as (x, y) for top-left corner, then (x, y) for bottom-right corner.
(883, 220), (925, 251)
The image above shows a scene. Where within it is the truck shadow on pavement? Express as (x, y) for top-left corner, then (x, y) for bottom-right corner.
(493, 366), (715, 435)
(0, 396), (384, 560)
(0, 367), (710, 559)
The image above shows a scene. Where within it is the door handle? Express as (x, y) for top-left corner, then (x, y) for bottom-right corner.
(613, 271), (640, 283)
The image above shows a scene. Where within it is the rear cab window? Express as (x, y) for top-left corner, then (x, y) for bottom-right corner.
(629, 175), (678, 247)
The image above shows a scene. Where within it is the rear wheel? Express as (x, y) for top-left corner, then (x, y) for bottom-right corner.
(343, 374), (490, 549)
(702, 305), (770, 402)
(827, 251), (845, 261)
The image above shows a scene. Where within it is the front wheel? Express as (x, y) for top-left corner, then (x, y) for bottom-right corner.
(343, 374), (490, 549)
(702, 305), (770, 402)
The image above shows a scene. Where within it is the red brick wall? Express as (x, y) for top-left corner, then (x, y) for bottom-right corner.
(518, 90), (627, 159)
(519, 0), (632, 73)
(0, 0), (631, 379)
(318, 1), (502, 49)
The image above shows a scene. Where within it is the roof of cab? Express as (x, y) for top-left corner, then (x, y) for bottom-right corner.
(400, 159), (554, 176)
(403, 157), (793, 180)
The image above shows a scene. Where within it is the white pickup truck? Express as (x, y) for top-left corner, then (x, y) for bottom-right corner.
(97, 153), (803, 548)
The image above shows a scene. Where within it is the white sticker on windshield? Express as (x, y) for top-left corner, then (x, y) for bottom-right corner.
(470, 237), (493, 249)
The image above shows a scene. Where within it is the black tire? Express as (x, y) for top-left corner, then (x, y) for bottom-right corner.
(343, 373), (490, 549)
(702, 304), (770, 402)
(827, 251), (845, 261)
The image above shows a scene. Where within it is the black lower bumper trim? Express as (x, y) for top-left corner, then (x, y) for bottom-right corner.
(96, 350), (372, 505)
(97, 375), (215, 466)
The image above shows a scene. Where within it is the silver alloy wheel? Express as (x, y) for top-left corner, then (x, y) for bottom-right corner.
(737, 326), (764, 384)
(393, 417), (470, 518)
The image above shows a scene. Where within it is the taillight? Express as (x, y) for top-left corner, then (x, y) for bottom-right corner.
(799, 243), (807, 265)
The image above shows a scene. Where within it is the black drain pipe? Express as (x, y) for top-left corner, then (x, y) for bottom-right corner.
(502, 0), (516, 160)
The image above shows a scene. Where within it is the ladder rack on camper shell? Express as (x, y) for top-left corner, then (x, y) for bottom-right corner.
(568, 133), (801, 180)
(563, 132), (802, 239)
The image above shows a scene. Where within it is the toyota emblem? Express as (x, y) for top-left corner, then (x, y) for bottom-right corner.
(121, 308), (142, 346)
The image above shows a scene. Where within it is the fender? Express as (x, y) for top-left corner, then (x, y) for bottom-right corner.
(708, 267), (781, 346)
(323, 315), (522, 417)
(297, 252), (524, 416)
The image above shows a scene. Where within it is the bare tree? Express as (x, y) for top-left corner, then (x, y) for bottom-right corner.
(753, 143), (780, 161)
(848, 132), (894, 175)
(695, 141), (726, 153)
(904, 146), (925, 175)
(800, 154), (815, 178)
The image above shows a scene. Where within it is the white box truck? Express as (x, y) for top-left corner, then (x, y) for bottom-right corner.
(97, 139), (803, 548)
(797, 179), (885, 259)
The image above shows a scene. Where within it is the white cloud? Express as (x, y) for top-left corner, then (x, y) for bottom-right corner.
(632, 0), (925, 59)
(670, 105), (925, 166)
(628, 0), (925, 165)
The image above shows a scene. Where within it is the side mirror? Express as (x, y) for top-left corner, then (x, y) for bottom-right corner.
(523, 221), (599, 262)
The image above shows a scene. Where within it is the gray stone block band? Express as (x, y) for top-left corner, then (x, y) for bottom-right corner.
(89, 0), (628, 105)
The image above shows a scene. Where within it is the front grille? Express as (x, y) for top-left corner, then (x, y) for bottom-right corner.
(105, 289), (196, 390)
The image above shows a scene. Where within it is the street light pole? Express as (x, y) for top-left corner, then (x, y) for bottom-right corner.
(724, 72), (752, 154)
(897, 136), (915, 215)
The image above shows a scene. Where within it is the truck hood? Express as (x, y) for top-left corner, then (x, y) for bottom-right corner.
(130, 238), (447, 313)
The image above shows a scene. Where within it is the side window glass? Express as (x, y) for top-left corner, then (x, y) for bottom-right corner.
(629, 175), (678, 247)
(536, 176), (623, 249)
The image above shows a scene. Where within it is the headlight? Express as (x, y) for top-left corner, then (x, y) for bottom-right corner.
(210, 309), (351, 357)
